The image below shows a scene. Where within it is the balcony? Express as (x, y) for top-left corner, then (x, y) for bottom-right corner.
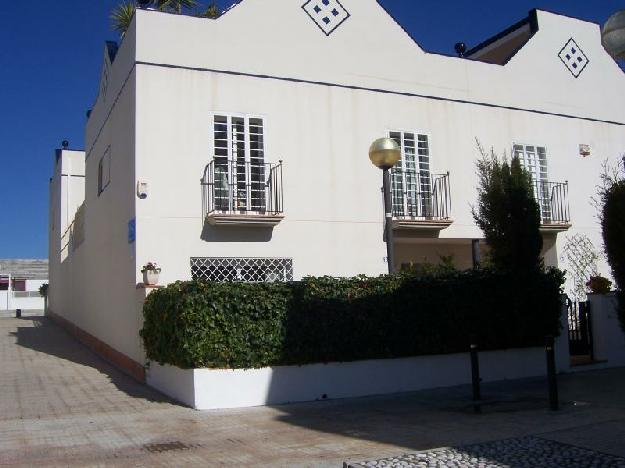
(391, 171), (453, 231)
(201, 159), (284, 227)
(535, 180), (571, 233)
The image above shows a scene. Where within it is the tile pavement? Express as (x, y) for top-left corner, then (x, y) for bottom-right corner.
(1, 316), (625, 467)
(347, 437), (625, 467)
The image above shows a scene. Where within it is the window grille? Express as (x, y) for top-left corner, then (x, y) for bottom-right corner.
(190, 257), (293, 283)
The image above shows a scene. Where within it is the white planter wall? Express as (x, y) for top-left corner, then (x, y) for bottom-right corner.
(589, 293), (625, 367)
(148, 347), (548, 410)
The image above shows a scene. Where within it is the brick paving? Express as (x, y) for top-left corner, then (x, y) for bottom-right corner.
(1, 316), (625, 467)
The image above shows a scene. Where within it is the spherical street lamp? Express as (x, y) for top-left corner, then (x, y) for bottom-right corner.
(369, 138), (402, 274)
(602, 11), (625, 60)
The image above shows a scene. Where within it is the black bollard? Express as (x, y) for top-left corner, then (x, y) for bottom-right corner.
(545, 335), (559, 411)
(15, 309), (21, 318)
(470, 339), (481, 414)
(470, 343), (481, 400)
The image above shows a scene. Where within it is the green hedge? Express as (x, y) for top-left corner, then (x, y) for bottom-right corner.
(141, 269), (564, 369)
(601, 179), (625, 331)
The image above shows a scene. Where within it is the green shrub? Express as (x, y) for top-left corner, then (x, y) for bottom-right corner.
(473, 143), (543, 272)
(141, 268), (564, 369)
(601, 178), (625, 330)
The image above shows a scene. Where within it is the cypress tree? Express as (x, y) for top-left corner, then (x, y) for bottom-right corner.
(473, 145), (543, 272)
(600, 175), (625, 331)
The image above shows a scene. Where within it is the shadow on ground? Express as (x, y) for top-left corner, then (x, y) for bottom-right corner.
(265, 367), (625, 464)
(9, 316), (170, 404)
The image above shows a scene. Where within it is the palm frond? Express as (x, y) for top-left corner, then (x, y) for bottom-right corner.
(111, 2), (136, 36)
(156, 0), (199, 14)
(199, 2), (221, 19)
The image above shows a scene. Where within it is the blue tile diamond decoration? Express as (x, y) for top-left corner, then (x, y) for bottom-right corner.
(558, 38), (589, 78)
(302, 0), (350, 36)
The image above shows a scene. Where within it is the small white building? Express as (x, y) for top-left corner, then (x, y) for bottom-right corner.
(48, 1), (625, 382)
(0, 259), (48, 313)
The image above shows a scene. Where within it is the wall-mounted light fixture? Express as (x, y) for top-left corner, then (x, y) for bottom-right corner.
(137, 181), (149, 199)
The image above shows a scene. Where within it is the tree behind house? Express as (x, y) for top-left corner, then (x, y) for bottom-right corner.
(110, 2), (136, 37)
(473, 142), (543, 272)
(111, 0), (219, 36)
(598, 160), (625, 330)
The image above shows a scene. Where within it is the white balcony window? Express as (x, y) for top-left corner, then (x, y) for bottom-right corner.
(213, 115), (266, 212)
(513, 144), (570, 227)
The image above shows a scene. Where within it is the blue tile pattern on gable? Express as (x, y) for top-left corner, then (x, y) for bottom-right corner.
(302, 0), (350, 37)
(558, 38), (589, 79)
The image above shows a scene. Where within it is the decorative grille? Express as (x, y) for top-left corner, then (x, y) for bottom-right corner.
(190, 257), (293, 283)
(302, 0), (350, 36)
(558, 38), (589, 78)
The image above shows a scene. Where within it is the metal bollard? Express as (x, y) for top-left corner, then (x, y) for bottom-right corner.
(545, 335), (559, 411)
(470, 338), (482, 414)
(15, 309), (21, 318)
(470, 341), (481, 401)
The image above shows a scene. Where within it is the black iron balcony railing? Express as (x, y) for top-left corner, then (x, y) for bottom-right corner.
(201, 159), (284, 220)
(391, 171), (451, 221)
(534, 180), (570, 225)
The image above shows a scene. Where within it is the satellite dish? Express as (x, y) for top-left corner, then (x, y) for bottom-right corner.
(61, 140), (69, 149)
(602, 10), (625, 60)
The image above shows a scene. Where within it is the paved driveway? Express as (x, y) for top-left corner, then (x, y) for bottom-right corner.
(1, 316), (625, 467)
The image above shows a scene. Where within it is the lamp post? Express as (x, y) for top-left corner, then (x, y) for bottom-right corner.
(602, 11), (625, 60)
(369, 138), (402, 274)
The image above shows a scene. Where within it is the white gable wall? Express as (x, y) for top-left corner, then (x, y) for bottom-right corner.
(132, 2), (625, 284)
(50, 22), (142, 364)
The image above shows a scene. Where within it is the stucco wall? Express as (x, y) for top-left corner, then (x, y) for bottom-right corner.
(49, 24), (142, 364)
(128, 2), (625, 283)
(148, 346), (550, 410)
(133, 64), (625, 282)
(49, 1), (625, 370)
(49, 150), (85, 317)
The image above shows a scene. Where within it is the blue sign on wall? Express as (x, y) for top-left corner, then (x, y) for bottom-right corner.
(128, 218), (136, 244)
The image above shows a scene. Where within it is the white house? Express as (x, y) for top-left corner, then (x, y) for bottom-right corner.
(0, 259), (48, 314)
(48, 0), (625, 386)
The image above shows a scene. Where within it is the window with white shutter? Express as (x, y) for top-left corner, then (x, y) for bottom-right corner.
(212, 115), (266, 212)
(513, 144), (551, 222)
(389, 131), (432, 218)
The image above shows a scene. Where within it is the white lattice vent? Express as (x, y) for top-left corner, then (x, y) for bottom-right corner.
(190, 257), (293, 283)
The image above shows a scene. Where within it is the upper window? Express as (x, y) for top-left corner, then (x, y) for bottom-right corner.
(513, 144), (550, 221)
(212, 115), (266, 212)
(389, 131), (432, 218)
(98, 147), (111, 195)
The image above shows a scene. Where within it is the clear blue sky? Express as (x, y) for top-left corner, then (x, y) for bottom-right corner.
(0, 0), (622, 259)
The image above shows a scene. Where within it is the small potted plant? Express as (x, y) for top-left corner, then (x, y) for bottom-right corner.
(141, 262), (161, 286)
(586, 275), (612, 295)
